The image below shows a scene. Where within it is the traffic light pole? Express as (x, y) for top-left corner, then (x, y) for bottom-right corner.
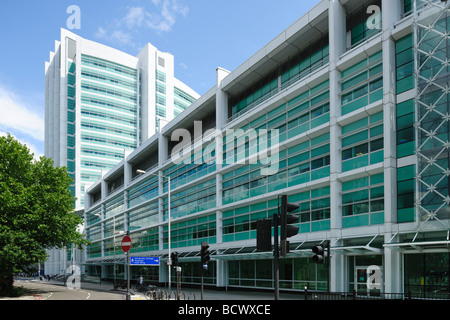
(201, 266), (204, 300)
(273, 212), (280, 301)
(126, 251), (130, 300)
(326, 240), (330, 293)
(177, 267), (181, 300)
(200, 242), (210, 300)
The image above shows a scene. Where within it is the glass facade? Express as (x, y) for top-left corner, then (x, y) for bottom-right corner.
(82, 0), (450, 296)
(78, 55), (138, 206)
(404, 253), (450, 295)
(228, 258), (328, 291)
(341, 51), (383, 115)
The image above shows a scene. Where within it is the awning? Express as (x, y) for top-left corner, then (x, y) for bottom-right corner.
(330, 234), (383, 255)
(331, 245), (383, 255)
(212, 242), (319, 261)
(383, 230), (450, 253)
(384, 240), (450, 253)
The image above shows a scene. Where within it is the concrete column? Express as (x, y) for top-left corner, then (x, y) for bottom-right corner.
(215, 67), (230, 289)
(384, 233), (402, 293)
(216, 259), (227, 289)
(123, 150), (133, 187)
(329, 0), (346, 293)
(216, 174), (223, 244)
(382, 0), (399, 226)
(158, 134), (169, 164)
(216, 67), (230, 130)
(329, 0), (347, 61)
(382, 0), (403, 294)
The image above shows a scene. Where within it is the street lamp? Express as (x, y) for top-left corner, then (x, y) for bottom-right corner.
(136, 169), (172, 290)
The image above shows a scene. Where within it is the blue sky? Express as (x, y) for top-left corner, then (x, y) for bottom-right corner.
(0, 0), (320, 159)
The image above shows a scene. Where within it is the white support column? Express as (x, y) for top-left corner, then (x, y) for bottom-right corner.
(329, 0), (346, 293)
(157, 169), (165, 253)
(157, 133), (169, 284)
(215, 67), (229, 289)
(158, 134), (169, 164)
(382, 0), (403, 294)
(216, 67), (230, 131)
(216, 172), (223, 245)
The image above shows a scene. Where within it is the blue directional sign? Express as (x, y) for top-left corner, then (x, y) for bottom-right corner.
(130, 257), (160, 266)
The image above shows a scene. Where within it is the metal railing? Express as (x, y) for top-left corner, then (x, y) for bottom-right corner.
(144, 289), (196, 300)
(303, 289), (450, 300)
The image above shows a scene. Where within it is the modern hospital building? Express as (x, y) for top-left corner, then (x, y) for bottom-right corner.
(80, 0), (450, 296)
(44, 28), (200, 275)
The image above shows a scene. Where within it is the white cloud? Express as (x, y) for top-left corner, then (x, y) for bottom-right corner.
(0, 85), (44, 142)
(146, 0), (189, 32)
(95, 0), (189, 46)
(124, 7), (146, 29)
(95, 26), (134, 47)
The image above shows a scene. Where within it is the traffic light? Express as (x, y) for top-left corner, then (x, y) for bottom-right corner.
(312, 245), (324, 264)
(201, 242), (210, 265)
(256, 219), (272, 252)
(280, 195), (299, 256)
(171, 252), (179, 267)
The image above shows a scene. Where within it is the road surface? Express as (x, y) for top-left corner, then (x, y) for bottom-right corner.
(6, 279), (126, 300)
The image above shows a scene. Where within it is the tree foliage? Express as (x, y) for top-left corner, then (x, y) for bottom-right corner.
(0, 134), (89, 290)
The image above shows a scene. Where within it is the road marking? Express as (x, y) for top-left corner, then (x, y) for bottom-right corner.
(43, 292), (53, 300)
(81, 290), (91, 300)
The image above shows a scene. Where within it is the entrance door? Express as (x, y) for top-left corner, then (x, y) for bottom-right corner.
(354, 266), (369, 296)
(354, 265), (382, 296)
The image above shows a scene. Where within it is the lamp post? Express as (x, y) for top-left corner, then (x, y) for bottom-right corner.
(137, 169), (172, 290)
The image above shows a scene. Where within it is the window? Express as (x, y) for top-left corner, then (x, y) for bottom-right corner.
(404, 0), (412, 16)
(397, 165), (415, 222)
(158, 57), (165, 68)
(396, 34), (414, 94)
(341, 51), (383, 115)
(292, 186), (331, 233)
(348, 1), (382, 48)
(370, 138), (383, 152)
(397, 99), (415, 158)
(341, 112), (384, 171)
(342, 174), (384, 227)
(311, 155), (330, 170)
(156, 70), (166, 83)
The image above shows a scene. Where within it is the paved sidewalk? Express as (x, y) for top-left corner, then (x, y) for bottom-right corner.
(46, 279), (301, 300)
(7, 277), (302, 300)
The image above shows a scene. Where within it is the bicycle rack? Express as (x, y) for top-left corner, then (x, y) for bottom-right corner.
(145, 289), (197, 300)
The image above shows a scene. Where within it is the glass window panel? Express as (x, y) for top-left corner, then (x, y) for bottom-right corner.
(355, 143), (369, 156)
(370, 138), (383, 152)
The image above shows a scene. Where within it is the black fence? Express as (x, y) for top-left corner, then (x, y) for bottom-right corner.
(304, 289), (450, 300)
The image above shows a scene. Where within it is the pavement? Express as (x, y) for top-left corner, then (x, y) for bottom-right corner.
(2, 277), (302, 301)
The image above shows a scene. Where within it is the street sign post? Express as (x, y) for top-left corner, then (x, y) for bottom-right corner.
(121, 235), (132, 300)
(121, 235), (132, 253)
(130, 257), (160, 266)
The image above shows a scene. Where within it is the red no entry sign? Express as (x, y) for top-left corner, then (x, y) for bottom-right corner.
(121, 235), (132, 253)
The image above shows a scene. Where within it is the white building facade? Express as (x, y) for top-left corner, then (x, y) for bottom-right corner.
(82, 0), (450, 297)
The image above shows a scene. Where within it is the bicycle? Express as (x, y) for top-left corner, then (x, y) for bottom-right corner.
(144, 285), (158, 300)
(133, 283), (156, 293)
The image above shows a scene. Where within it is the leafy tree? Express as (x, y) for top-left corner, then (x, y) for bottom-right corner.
(0, 134), (89, 295)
